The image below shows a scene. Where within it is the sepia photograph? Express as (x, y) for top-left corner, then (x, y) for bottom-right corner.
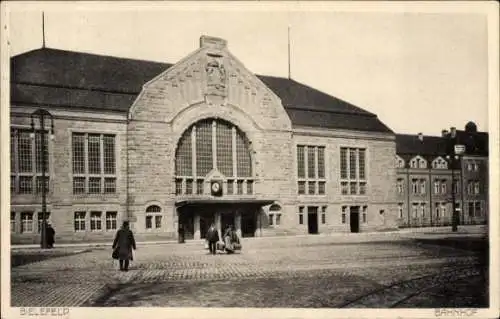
(1, 1), (498, 319)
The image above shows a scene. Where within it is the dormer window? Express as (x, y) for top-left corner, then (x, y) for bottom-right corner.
(395, 156), (405, 168)
(410, 156), (427, 169)
(432, 157), (448, 169)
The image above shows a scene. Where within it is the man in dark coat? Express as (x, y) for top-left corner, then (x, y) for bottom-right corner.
(112, 221), (136, 271)
(206, 223), (219, 255)
(46, 223), (55, 248)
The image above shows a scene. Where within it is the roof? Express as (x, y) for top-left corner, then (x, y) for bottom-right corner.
(396, 130), (489, 159)
(10, 48), (392, 133)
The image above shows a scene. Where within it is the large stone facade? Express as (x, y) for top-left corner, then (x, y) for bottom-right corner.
(10, 36), (399, 244)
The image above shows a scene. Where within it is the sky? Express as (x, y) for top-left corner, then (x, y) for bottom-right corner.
(5, 2), (492, 135)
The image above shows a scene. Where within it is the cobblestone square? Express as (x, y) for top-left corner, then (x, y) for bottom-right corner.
(10, 232), (488, 308)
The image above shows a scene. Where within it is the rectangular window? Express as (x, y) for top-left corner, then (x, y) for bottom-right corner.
(318, 181), (326, 195)
(298, 206), (304, 225)
(11, 212), (16, 232)
(175, 179), (183, 195)
(441, 181), (447, 194)
(297, 145), (325, 195)
(362, 206), (367, 223)
(412, 180), (418, 194)
(106, 211), (117, 230)
(35, 133), (49, 173)
(185, 179), (193, 194)
(196, 179), (204, 195)
(37, 212), (50, 233)
(35, 176), (49, 194)
(275, 213), (281, 226)
(340, 147), (366, 195)
(474, 181), (480, 195)
(269, 213), (274, 226)
(398, 203), (404, 219)
(453, 179), (460, 194)
(434, 180), (440, 194)
(11, 176), (16, 193)
(474, 201), (481, 216)
(21, 212), (33, 233)
(19, 176), (33, 194)
(74, 212), (86, 231)
(397, 179), (404, 194)
(237, 180), (244, 195)
(227, 180), (234, 195)
(155, 215), (162, 229)
(247, 180), (253, 195)
(321, 206), (326, 224)
(340, 148), (348, 179)
(90, 211), (102, 231)
(412, 203), (418, 218)
(145, 215), (153, 229)
(468, 202), (475, 217)
(420, 203), (426, 218)
(18, 131), (32, 173)
(341, 206), (347, 224)
(420, 179), (426, 194)
(72, 133), (117, 194)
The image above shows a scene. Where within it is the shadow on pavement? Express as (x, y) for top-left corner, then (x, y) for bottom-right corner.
(11, 250), (91, 268)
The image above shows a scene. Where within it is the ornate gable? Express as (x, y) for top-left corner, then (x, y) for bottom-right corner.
(129, 36), (291, 131)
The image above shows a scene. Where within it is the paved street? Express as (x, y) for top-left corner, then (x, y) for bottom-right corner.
(10, 230), (488, 308)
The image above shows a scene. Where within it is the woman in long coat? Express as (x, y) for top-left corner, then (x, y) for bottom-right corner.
(112, 221), (136, 271)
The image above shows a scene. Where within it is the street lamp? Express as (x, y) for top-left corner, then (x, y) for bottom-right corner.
(30, 109), (54, 249)
(445, 128), (465, 232)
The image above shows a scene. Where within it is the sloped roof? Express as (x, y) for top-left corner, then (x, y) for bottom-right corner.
(10, 48), (392, 133)
(396, 130), (488, 159)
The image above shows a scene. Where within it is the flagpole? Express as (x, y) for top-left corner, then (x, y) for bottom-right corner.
(288, 25), (291, 79)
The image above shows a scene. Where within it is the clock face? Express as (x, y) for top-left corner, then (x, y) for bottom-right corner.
(211, 182), (220, 192)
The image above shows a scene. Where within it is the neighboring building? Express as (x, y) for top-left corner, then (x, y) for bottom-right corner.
(10, 36), (399, 244)
(395, 123), (489, 227)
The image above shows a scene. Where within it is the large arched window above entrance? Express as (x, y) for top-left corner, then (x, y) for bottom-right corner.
(175, 118), (253, 196)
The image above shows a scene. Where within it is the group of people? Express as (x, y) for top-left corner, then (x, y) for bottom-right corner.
(205, 223), (241, 254)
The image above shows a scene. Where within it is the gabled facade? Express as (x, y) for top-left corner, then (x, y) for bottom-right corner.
(395, 124), (489, 228)
(10, 36), (398, 244)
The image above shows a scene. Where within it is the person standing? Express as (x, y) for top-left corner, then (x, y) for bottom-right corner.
(206, 223), (219, 255)
(112, 221), (136, 271)
(46, 223), (55, 248)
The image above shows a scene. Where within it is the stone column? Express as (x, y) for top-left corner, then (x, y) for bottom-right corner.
(235, 211), (242, 238)
(194, 213), (201, 240)
(254, 209), (262, 237)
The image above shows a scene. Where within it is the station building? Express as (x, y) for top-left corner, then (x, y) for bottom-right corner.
(11, 36), (400, 243)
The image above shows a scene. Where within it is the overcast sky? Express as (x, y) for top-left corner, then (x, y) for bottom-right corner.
(6, 2), (492, 135)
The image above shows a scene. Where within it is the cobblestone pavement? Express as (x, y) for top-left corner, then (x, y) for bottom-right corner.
(10, 233), (487, 308)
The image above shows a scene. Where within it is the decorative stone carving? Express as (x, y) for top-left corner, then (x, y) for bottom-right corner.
(205, 53), (227, 97)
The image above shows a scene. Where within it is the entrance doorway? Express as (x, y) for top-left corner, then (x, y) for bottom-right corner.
(178, 212), (194, 239)
(350, 206), (360, 233)
(221, 213), (234, 232)
(199, 213), (215, 239)
(307, 207), (318, 234)
(241, 212), (256, 237)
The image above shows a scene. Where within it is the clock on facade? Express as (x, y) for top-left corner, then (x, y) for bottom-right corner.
(211, 180), (223, 196)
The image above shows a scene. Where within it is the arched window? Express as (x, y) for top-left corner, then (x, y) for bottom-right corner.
(175, 119), (253, 196)
(395, 156), (405, 168)
(145, 205), (162, 230)
(432, 157), (448, 169)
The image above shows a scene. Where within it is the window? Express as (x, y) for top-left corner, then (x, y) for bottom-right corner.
(90, 211), (102, 231)
(420, 203), (426, 218)
(37, 212), (50, 233)
(440, 180), (447, 194)
(412, 179), (419, 194)
(434, 180), (440, 194)
(106, 212), (117, 230)
(419, 179), (426, 194)
(145, 205), (162, 230)
(453, 179), (460, 194)
(11, 212), (16, 232)
(398, 203), (404, 219)
(21, 212), (34, 233)
(74, 212), (86, 231)
(474, 201), (481, 216)
(432, 157), (448, 169)
(269, 204), (281, 227)
(474, 181), (480, 195)
(410, 156), (426, 169)
(473, 163), (479, 171)
(412, 203), (418, 218)
(410, 159), (418, 168)
(397, 179), (404, 194)
(175, 119), (253, 196)
(341, 206), (347, 224)
(72, 133), (116, 194)
(10, 129), (50, 195)
(297, 145), (326, 195)
(298, 206), (304, 225)
(340, 147), (367, 195)
(321, 206), (326, 224)
(362, 206), (367, 223)
(468, 201), (482, 217)
(467, 163), (473, 171)
(435, 203), (440, 219)
(396, 156), (405, 168)
(467, 181), (475, 195)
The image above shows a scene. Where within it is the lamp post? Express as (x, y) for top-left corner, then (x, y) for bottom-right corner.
(30, 109), (54, 249)
(445, 129), (465, 232)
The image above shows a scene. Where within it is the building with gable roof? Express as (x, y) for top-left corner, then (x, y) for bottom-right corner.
(395, 123), (489, 227)
(10, 36), (401, 244)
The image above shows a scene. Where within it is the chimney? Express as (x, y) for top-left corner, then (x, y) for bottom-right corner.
(417, 133), (423, 142)
(450, 127), (457, 138)
(442, 130), (448, 137)
(200, 35), (227, 50)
